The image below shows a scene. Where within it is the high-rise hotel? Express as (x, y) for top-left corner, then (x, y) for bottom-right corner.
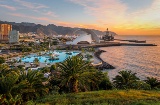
(0, 24), (12, 43)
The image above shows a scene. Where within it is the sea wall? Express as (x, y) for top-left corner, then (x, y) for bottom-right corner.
(94, 50), (115, 70)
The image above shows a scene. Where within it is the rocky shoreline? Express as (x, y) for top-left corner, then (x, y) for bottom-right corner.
(94, 50), (115, 70)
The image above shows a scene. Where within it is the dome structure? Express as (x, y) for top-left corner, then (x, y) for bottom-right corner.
(66, 34), (92, 45)
(66, 29), (100, 45)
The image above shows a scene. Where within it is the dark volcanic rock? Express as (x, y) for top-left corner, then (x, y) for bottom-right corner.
(94, 50), (115, 70)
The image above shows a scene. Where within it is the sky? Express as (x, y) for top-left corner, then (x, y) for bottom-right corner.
(0, 0), (160, 35)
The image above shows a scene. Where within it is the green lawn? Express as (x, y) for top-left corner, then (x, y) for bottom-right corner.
(27, 90), (160, 105)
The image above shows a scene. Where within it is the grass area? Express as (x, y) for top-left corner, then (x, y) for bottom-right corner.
(27, 90), (160, 105)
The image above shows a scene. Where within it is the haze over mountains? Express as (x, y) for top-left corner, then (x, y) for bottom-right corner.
(0, 20), (116, 36)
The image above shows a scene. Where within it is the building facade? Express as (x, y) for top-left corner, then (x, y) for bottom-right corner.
(0, 24), (12, 43)
(9, 30), (19, 43)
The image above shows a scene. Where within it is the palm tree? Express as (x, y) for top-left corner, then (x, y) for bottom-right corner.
(0, 72), (17, 95)
(0, 64), (10, 77)
(81, 48), (85, 53)
(17, 70), (49, 101)
(0, 57), (5, 64)
(44, 59), (47, 64)
(144, 77), (160, 89)
(0, 93), (22, 105)
(50, 64), (56, 72)
(0, 65), (49, 103)
(49, 53), (53, 58)
(55, 55), (102, 93)
(33, 58), (39, 66)
(0, 70), (24, 102)
(113, 70), (140, 89)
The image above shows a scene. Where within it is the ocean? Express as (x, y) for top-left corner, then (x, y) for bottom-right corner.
(100, 35), (160, 80)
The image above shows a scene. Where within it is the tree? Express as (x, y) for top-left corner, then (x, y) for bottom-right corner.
(0, 57), (5, 64)
(98, 72), (113, 90)
(28, 42), (34, 46)
(0, 62), (49, 103)
(17, 70), (49, 101)
(50, 64), (56, 72)
(54, 55), (102, 93)
(113, 70), (140, 89)
(33, 58), (39, 66)
(41, 67), (50, 73)
(0, 71), (19, 96)
(52, 40), (58, 45)
(81, 48), (85, 53)
(86, 53), (93, 62)
(0, 64), (10, 77)
(0, 70), (25, 104)
(44, 59), (47, 64)
(144, 77), (160, 89)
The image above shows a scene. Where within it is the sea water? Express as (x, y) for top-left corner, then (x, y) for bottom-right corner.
(100, 35), (160, 80)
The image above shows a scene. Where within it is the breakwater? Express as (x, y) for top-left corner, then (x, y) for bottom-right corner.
(114, 39), (146, 43)
(94, 50), (115, 70)
(63, 42), (157, 50)
(92, 43), (157, 47)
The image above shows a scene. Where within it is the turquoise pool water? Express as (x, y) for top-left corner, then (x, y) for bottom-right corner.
(19, 51), (79, 64)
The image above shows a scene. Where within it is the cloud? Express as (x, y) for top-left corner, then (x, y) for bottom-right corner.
(9, 13), (73, 26)
(45, 11), (58, 17)
(9, 13), (54, 21)
(13, 0), (58, 18)
(69, 0), (160, 32)
(13, 0), (48, 9)
(46, 11), (53, 15)
(69, 0), (127, 26)
(0, 4), (16, 11)
(118, 0), (160, 29)
(8, 13), (103, 31)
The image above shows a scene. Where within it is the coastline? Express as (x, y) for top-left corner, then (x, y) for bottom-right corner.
(94, 49), (115, 70)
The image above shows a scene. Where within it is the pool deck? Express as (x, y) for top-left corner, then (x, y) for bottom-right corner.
(14, 62), (50, 68)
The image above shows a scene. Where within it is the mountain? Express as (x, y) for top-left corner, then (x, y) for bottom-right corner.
(0, 20), (117, 36)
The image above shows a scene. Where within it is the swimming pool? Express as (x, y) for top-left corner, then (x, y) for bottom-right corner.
(18, 51), (80, 64)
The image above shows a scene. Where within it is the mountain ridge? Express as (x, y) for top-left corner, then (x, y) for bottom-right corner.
(0, 20), (117, 36)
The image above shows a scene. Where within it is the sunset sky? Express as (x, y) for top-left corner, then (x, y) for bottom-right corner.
(0, 0), (160, 35)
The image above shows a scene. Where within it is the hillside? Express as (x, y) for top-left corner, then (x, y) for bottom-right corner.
(27, 90), (160, 105)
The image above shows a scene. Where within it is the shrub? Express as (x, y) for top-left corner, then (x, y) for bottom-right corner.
(144, 77), (160, 90)
(113, 70), (140, 89)
(0, 57), (5, 64)
(99, 72), (113, 90)
(131, 81), (151, 90)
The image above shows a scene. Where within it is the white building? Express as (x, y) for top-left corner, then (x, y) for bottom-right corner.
(9, 30), (19, 43)
(66, 34), (94, 45)
(66, 29), (100, 45)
